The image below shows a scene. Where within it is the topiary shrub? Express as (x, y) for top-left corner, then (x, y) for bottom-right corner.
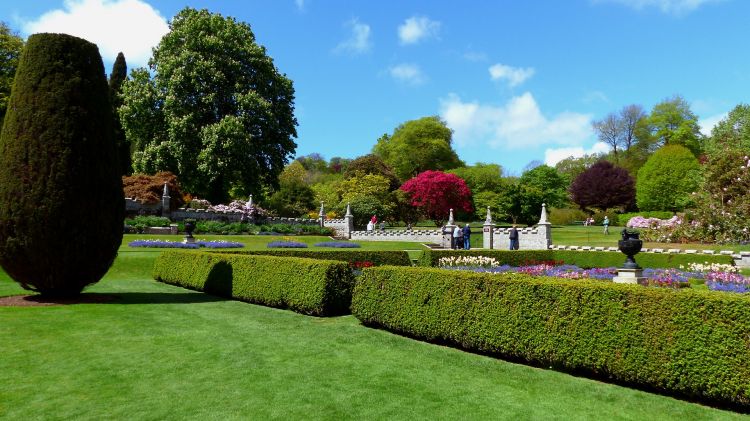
(0, 33), (124, 296)
(153, 250), (354, 316)
(636, 145), (702, 212)
(352, 266), (750, 407)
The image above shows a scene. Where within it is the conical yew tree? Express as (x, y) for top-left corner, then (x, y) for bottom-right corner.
(0, 33), (124, 296)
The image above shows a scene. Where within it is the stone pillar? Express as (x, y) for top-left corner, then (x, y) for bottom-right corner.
(344, 202), (354, 239)
(483, 206), (494, 249)
(535, 203), (552, 249)
(443, 208), (456, 249)
(161, 182), (171, 218)
(318, 202), (325, 228)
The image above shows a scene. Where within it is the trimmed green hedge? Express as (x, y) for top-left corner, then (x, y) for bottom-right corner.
(210, 249), (412, 267)
(420, 249), (734, 269)
(352, 266), (750, 407)
(153, 250), (354, 316)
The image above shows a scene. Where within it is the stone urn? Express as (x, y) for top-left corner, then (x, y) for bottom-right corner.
(183, 219), (196, 244)
(618, 229), (643, 269)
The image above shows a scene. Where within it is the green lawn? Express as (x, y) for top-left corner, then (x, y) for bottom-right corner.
(0, 246), (745, 419)
(550, 225), (750, 252)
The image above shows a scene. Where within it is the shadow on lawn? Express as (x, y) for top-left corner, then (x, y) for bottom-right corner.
(108, 291), (228, 305)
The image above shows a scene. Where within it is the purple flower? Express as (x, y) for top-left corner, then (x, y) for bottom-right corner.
(128, 240), (199, 249)
(267, 241), (308, 248)
(314, 241), (361, 248)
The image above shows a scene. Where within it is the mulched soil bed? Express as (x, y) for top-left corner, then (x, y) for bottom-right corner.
(0, 293), (117, 307)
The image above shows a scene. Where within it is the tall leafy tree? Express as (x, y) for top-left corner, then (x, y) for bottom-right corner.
(518, 165), (568, 209)
(704, 104), (750, 155)
(636, 145), (702, 212)
(647, 95), (703, 156)
(554, 153), (604, 185)
(0, 33), (124, 296)
(267, 161), (314, 217)
(569, 161), (635, 212)
(109, 52), (130, 175)
(120, 7), (298, 203)
(0, 22), (24, 124)
(344, 154), (400, 190)
(373, 116), (464, 181)
(400, 170), (472, 227)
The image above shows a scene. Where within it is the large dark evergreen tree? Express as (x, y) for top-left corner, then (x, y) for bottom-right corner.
(109, 52), (131, 175)
(0, 33), (124, 296)
(569, 160), (635, 212)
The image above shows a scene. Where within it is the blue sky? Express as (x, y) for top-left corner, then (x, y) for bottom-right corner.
(3, 0), (749, 175)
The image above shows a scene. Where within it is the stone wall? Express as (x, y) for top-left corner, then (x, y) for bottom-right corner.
(349, 229), (449, 247)
(481, 204), (552, 251)
(489, 225), (551, 250)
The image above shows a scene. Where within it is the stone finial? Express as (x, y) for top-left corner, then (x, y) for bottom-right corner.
(319, 201), (325, 218)
(538, 203), (549, 225)
(162, 182), (170, 197)
(484, 206), (493, 224)
(247, 194), (253, 207)
(448, 208), (454, 226)
(345, 202), (352, 218)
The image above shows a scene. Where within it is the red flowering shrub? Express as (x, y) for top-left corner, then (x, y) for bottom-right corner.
(400, 171), (473, 226)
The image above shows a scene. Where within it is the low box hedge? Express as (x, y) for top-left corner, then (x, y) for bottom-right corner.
(210, 249), (412, 267)
(153, 250), (354, 316)
(352, 266), (750, 407)
(420, 249), (734, 269)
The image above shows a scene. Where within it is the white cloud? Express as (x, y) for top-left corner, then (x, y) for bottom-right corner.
(398, 16), (440, 45)
(22, 0), (168, 67)
(439, 92), (593, 150)
(335, 18), (371, 54)
(699, 112), (727, 136)
(488, 63), (535, 87)
(389, 63), (425, 85)
(594, 0), (723, 15)
(295, 0), (306, 12)
(544, 143), (610, 167)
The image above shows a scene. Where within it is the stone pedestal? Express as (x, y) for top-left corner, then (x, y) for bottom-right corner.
(613, 268), (646, 285)
(183, 237), (196, 244)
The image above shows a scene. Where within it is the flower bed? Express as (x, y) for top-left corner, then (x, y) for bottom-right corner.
(314, 241), (361, 248)
(266, 241), (308, 248)
(128, 240), (244, 249)
(438, 257), (748, 292)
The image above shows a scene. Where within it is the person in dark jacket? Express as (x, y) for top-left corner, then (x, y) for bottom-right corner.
(509, 224), (519, 250)
(462, 224), (471, 250)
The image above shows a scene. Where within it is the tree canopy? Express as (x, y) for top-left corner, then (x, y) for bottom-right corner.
(569, 161), (635, 212)
(344, 154), (400, 190)
(400, 170), (472, 227)
(646, 95), (703, 156)
(704, 104), (750, 155)
(636, 145), (702, 212)
(120, 7), (297, 203)
(373, 116), (463, 181)
(0, 22), (24, 124)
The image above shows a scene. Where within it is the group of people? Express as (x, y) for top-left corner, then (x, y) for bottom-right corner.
(583, 216), (610, 235)
(447, 224), (473, 250)
(443, 223), (519, 250)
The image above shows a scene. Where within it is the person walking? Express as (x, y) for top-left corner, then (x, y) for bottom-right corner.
(603, 216), (610, 235)
(453, 225), (462, 250)
(462, 223), (471, 250)
(509, 224), (519, 250)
